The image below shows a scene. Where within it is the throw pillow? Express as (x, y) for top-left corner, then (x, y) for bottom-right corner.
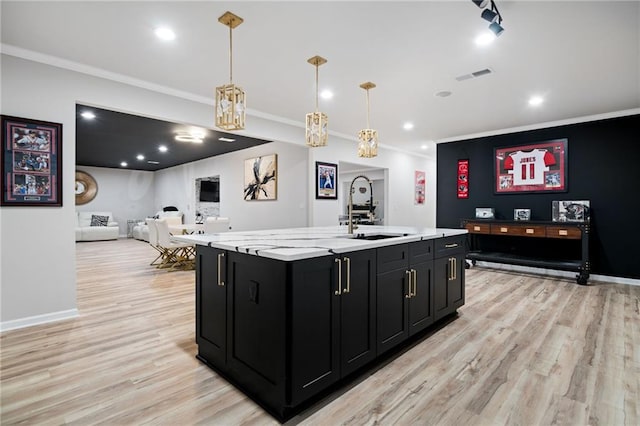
(90, 214), (109, 227)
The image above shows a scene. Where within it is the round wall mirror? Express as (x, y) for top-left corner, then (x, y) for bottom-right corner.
(75, 170), (98, 205)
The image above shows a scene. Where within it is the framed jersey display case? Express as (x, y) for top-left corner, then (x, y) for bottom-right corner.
(494, 139), (567, 194)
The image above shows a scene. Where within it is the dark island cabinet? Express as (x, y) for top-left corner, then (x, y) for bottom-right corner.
(434, 236), (466, 321)
(195, 235), (464, 421)
(290, 249), (376, 406)
(195, 245), (227, 368)
(376, 240), (434, 355)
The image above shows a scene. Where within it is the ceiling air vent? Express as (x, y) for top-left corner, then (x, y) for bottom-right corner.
(455, 68), (494, 82)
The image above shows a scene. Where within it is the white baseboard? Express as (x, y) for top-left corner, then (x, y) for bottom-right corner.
(473, 261), (640, 287)
(0, 309), (79, 333)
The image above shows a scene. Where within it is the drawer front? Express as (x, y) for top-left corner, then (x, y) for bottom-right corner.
(489, 224), (545, 237)
(464, 222), (490, 234)
(546, 226), (582, 239)
(409, 240), (434, 264)
(516, 225), (546, 237)
(490, 224), (520, 236)
(377, 244), (409, 274)
(434, 235), (465, 257)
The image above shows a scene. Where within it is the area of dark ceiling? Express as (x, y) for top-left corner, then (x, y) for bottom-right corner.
(75, 105), (271, 172)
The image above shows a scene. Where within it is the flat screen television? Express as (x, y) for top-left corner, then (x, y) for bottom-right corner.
(199, 180), (219, 202)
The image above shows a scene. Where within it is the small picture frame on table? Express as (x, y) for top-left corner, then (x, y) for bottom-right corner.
(514, 208), (531, 221)
(552, 200), (590, 222)
(475, 207), (495, 219)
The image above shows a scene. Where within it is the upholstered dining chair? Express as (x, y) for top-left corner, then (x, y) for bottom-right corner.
(203, 217), (230, 234)
(155, 218), (196, 271)
(146, 219), (164, 267)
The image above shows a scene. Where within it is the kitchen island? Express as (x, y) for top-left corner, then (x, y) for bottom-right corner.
(174, 226), (467, 421)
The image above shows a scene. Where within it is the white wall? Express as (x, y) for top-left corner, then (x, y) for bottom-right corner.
(0, 53), (437, 329)
(309, 140), (437, 228)
(76, 166), (155, 236)
(154, 141), (308, 231)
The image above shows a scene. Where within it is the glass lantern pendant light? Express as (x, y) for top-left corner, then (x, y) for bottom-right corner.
(305, 55), (328, 147)
(215, 11), (246, 131)
(357, 82), (378, 158)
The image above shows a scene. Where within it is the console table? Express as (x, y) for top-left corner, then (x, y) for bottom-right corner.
(461, 219), (590, 284)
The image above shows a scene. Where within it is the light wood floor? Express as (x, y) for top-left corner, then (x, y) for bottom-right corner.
(1, 239), (638, 425)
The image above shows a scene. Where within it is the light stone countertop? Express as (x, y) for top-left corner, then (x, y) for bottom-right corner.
(171, 225), (467, 261)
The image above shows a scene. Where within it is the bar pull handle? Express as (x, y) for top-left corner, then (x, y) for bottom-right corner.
(217, 252), (225, 286)
(405, 270), (412, 298)
(335, 258), (342, 296)
(343, 256), (351, 294)
(445, 243), (458, 248)
(411, 269), (417, 297)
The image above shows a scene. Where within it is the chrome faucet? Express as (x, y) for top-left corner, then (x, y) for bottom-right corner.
(348, 175), (374, 234)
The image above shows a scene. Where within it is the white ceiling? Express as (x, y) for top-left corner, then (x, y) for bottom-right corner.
(2, 1), (639, 155)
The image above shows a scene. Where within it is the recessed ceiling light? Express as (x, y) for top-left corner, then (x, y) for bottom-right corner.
(120, 161), (128, 167)
(155, 27), (176, 41)
(320, 90), (334, 100)
(147, 160), (160, 165)
(158, 145), (168, 152)
(218, 137), (236, 142)
(529, 96), (544, 106)
(403, 122), (414, 131)
(136, 154), (145, 160)
(421, 144), (428, 150)
(435, 90), (452, 98)
(81, 111), (96, 120)
(475, 32), (496, 46)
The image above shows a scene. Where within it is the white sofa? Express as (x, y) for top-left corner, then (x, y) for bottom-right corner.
(132, 211), (183, 242)
(75, 211), (119, 241)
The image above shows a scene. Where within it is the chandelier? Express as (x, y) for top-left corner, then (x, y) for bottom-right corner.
(215, 11), (246, 131)
(305, 55), (328, 147)
(357, 82), (378, 158)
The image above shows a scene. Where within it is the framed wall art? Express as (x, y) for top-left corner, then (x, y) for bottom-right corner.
(315, 161), (337, 200)
(244, 154), (277, 200)
(457, 159), (469, 199)
(495, 138), (567, 194)
(1, 115), (62, 206)
(414, 170), (425, 205)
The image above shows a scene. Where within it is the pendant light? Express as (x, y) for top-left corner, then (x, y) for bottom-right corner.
(357, 82), (378, 158)
(305, 56), (329, 148)
(215, 11), (246, 131)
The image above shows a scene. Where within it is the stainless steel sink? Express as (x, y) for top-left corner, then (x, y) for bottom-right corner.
(349, 233), (410, 240)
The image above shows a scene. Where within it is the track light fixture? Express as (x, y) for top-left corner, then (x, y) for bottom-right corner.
(472, 0), (504, 36)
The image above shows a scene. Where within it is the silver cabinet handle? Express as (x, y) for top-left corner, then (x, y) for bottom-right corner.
(335, 258), (342, 295)
(445, 243), (458, 248)
(343, 257), (351, 294)
(217, 252), (225, 286)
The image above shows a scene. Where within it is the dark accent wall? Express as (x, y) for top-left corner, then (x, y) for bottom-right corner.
(436, 114), (640, 279)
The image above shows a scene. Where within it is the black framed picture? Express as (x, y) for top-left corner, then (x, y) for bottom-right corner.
(1, 115), (62, 206)
(315, 161), (337, 199)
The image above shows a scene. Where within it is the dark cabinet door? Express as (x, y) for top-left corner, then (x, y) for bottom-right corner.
(196, 245), (227, 366)
(226, 252), (287, 412)
(376, 267), (410, 355)
(408, 260), (434, 336)
(290, 256), (341, 406)
(434, 255), (464, 320)
(339, 249), (376, 377)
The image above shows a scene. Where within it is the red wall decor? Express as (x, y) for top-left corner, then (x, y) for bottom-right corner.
(457, 159), (469, 199)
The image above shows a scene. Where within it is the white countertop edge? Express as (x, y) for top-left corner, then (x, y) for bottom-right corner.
(171, 226), (467, 261)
